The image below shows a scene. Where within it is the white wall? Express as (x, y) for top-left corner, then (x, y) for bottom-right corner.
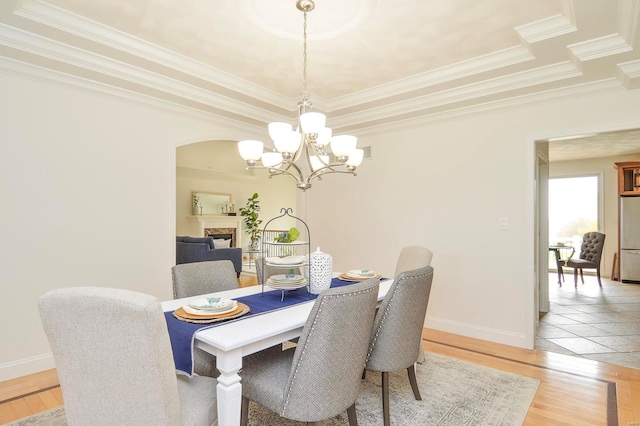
(549, 153), (640, 278)
(304, 89), (640, 349)
(0, 72), (260, 380)
(2, 67), (640, 381)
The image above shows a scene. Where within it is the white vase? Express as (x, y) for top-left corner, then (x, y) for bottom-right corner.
(308, 247), (332, 295)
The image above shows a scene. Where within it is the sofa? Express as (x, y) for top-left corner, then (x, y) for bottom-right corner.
(176, 236), (243, 277)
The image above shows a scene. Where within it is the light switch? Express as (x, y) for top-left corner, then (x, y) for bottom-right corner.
(500, 217), (509, 230)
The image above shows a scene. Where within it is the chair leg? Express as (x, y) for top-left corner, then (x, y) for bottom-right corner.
(574, 268), (578, 288)
(580, 268), (585, 284)
(240, 396), (250, 426)
(417, 343), (426, 364)
(346, 403), (359, 426)
(407, 364), (422, 400)
(382, 372), (390, 426)
(597, 268), (602, 287)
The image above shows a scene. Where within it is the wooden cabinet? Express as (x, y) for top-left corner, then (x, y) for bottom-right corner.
(615, 161), (640, 195)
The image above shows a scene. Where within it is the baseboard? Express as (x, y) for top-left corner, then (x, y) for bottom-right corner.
(0, 353), (55, 382)
(425, 316), (529, 349)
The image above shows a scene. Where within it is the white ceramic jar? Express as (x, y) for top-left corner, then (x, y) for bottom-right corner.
(308, 247), (333, 295)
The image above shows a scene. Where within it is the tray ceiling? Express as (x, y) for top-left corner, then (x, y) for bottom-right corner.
(1, 0), (639, 149)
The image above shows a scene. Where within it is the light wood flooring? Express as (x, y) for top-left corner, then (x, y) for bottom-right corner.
(1, 275), (639, 424)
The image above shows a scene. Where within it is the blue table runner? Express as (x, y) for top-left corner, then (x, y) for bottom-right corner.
(164, 278), (359, 376)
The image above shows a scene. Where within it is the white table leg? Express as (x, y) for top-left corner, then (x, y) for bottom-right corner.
(215, 348), (243, 426)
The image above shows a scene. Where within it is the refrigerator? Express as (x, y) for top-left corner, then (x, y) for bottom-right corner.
(620, 196), (640, 283)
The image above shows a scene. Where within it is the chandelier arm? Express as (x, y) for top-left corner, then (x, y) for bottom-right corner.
(246, 163), (305, 186)
(306, 139), (330, 166)
(290, 132), (306, 164)
(307, 166), (357, 184)
(275, 161), (305, 183)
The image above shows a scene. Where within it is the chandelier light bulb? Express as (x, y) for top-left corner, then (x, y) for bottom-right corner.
(274, 130), (302, 154)
(346, 148), (364, 167)
(330, 135), (357, 158)
(268, 122), (292, 142)
(310, 155), (329, 171)
(262, 151), (283, 168)
(238, 140), (264, 163)
(316, 127), (332, 146)
(300, 112), (326, 134)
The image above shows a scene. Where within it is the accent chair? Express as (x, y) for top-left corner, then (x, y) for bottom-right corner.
(567, 231), (606, 287)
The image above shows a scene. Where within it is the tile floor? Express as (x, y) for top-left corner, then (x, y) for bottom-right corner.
(536, 272), (640, 370)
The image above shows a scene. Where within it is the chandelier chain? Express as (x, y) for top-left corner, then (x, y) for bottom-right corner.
(302, 10), (307, 94)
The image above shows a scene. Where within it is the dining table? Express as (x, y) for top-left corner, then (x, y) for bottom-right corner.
(161, 275), (392, 426)
(549, 245), (575, 284)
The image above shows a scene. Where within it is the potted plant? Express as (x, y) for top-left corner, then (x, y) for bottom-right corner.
(239, 193), (262, 250)
(192, 192), (200, 215)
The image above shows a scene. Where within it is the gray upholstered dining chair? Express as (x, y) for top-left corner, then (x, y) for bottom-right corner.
(239, 278), (380, 426)
(394, 245), (433, 279)
(394, 245), (433, 364)
(38, 287), (217, 426)
(172, 259), (239, 377)
(567, 232), (606, 287)
(365, 265), (434, 426)
(171, 260), (239, 299)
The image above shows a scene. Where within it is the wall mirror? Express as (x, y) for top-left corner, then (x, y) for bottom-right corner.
(193, 191), (233, 215)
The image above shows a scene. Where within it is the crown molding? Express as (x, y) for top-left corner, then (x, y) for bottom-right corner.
(351, 78), (624, 136)
(617, 60), (640, 89)
(0, 22), (291, 124)
(331, 61), (582, 129)
(0, 55), (263, 134)
(14, 0), (293, 109)
(328, 46), (535, 110)
(2, 0), (638, 137)
(569, 34), (632, 62)
(515, 11), (576, 45)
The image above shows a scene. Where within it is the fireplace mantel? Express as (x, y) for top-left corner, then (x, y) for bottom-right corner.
(186, 215), (244, 248)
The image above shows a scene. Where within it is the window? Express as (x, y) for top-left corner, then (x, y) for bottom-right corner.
(548, 176), (599, 268)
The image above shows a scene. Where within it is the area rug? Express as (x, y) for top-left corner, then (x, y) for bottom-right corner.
(8, 353), (539, 426)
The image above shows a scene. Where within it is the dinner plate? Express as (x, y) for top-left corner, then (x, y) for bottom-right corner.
(270, 274), (305, 284)
(266, 279), (308, 290)
(183, 303), (238, 316)
(338, 273), (382, 282)
(265, 264), (306, 269)
(174, 303), (247, 320)
(188, 297), (235, 311)
(347, 269), (376, 278)
(265, 255), (306, 265)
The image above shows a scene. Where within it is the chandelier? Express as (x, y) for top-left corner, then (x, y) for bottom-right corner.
(237, 0), (363, 191)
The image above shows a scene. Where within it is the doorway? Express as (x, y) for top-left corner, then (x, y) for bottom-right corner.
(548, 175), (600, 269)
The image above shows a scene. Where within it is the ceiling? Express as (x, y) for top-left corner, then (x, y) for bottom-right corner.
(1, 0), (639, 159)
